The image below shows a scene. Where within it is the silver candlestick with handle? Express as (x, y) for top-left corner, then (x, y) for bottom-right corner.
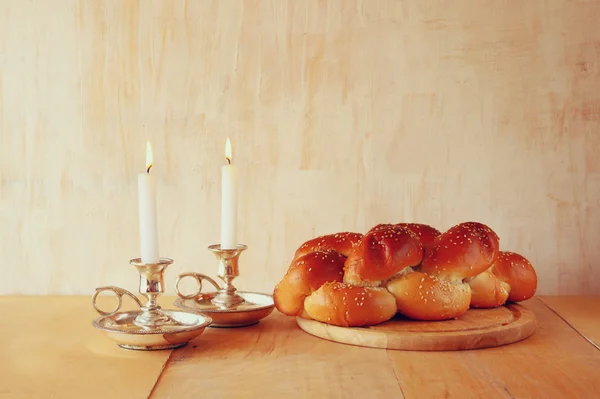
(174, 244), (274, 327)
(91, 257), (212, 350)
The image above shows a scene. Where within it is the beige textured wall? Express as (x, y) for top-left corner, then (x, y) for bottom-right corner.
(1, 0), (598, 296)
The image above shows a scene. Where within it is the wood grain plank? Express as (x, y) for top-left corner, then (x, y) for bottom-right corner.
(540, 295), (600, 350)
(386, 298), (600, 398)
(150, 309), (404, 398)
(0, 296), (171, 399)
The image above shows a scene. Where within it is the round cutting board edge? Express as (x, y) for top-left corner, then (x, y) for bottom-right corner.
(295, 303), (537, 351)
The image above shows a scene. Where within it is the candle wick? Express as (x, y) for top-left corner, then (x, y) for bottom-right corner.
(226, 157), (231, 165)
(147, 165), (152, 173)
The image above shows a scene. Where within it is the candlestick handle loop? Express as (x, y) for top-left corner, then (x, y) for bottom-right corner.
(92, 286), (143, 317)
(175, 273), (221, 300)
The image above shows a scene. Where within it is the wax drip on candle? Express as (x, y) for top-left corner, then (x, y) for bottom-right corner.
(146, 141), (154, 173)
(225, 138), (232, 165)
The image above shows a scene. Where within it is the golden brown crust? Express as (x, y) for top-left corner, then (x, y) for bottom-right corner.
(366, 223), (396, 234)
(420, 222), (500, 282)
(386, 272), (471, 320)
(273, 250), (346, 317)
(293, 232), (363, 260)
(396, 223), (442, 250)
(466, 269), (510, 308)
(343, 224), (423, 287)
(491, 251), (537, 302)
(303, 281), (397, 327)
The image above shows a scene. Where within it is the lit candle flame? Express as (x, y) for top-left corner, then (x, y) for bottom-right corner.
(225, 138), (232, 165)
(146, 141), (153, 173)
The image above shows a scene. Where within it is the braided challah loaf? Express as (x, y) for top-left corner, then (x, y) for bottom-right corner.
(273, 221), (538, 327)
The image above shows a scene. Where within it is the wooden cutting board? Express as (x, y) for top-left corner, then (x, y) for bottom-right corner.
(296, 303), (537, 351)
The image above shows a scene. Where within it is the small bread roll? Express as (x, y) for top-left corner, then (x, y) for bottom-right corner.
(386, 272), (471, 321)
(491, 251), (537, 302)
(293, 232), (363, 260)
(343, 224), (423, 287)
(304, 281), (397, 327)
(466, 269), (510, 308)
(420, 222), (500, 281)
(273, 250), (346, 317)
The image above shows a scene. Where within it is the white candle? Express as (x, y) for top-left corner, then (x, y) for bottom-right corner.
(221, 138), (238, 249)
(138, 141), (160, 264)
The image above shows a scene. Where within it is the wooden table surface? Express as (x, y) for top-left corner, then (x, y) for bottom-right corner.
(1, 296), (599, 399)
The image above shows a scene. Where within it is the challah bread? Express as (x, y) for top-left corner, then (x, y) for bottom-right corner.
(343, 224), (423, 287)
(274, 220), (538, 327)
(273, 250), (346, 318)
(420, 222), (500, 281)
(386, 272), (471, 320)
(465, 270), (510, 308)
(491, 251), (537, 302)
(303, 281), (397, 327)
(293, 232), (363, 260)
